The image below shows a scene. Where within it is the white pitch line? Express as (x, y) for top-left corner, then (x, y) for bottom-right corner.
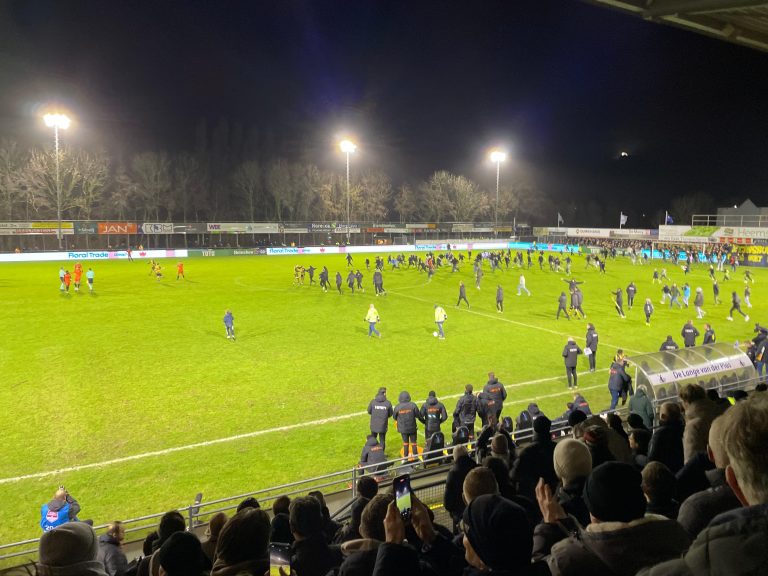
(0, 371), (606, 485)
(388, 289), (644, 355)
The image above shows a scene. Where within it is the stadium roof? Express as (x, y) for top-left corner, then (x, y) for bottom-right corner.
(584, 0), (768, 52)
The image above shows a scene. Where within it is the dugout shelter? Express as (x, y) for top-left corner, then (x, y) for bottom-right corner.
(626, 342), (757, 403)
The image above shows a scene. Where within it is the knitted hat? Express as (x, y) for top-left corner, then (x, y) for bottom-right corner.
(583, 462), (646, 522)
(157, 531), (207, 576)
(553, 439), (592, 484)
(462, 494), (532, 571)
(533, 415), (551, 434)
(38, 522), (107, 576)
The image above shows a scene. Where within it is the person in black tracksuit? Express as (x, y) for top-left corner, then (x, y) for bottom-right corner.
(359, 435), (386, 473)
(585, 323), (598, 372)
(681, 320), (700, 347)
(319, 267), (329, 291)
(419, 391), (448, 441)
(626, 282), (637, 309)
(453, 384), (478, 439)
(393, 391), (419, 458)
(482, 372), (507, 420)
(366, 388), (393, 450)
(346, 270), (356, 294)
(556, 292), (570, 320)
(456, 281), (470, 308)
(611, 287), (626, 318)
(373, 270), (384, 295)
(307, 265), (316, 285)
(727, 291), (749, 321)
(335, 272), (343, 294)
(562, 337), (582, 389)
(659, 335), (680, 351)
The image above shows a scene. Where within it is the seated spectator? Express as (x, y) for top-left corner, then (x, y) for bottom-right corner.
(676, 414), (742, 539)
(641, 462), (679, 519)
(308, 490), (342, 543)
(270, 495), (294, 544)
(639, 395), (768, 575)
(648, 401), (685, 473)
(582, 425), (615, 468)
(483, 456), (541, 528)
(511, 416), (557, 501)
(552, 438), (592, 526)
(443, 444), (477, 525)
(627, 412), (648, 431)
(142, 532), (159, 557)
(137, 511), (186, 576)
(629, 385), (655, 429)
(97, 521), (128, 576)
(463, 467), (499, 505)
(236, 497), (260, 512)
(336, 493), (393, 576)
(37, 522), (108, 576)
(533, 462), (691, 575)
(289, 496), (343, 576)
(680, 384), (718, 463)
(201, 512), (227, 563)
(211, 507), (270, 576)
(629, 428), (652, 470)
(156, 532), (208, 576)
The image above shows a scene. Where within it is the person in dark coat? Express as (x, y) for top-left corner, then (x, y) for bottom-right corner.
(681, 320), (700, 347)
(97, 522), (128, 576)
(611, 287), (626, 318)
(443, 444), (477, 525)
(456, 280), (470, 308)
(552, 438), (593, 527)
(702, 322), (716, 344)
(511, 416), (557, 502)
(533, 462), (691, 576)
(562, 337), (582, 389)
(629, 385), (655, 429)
(659, 335), (679, 351)
(557, 291), (570, 320)
(648, 402), (685, 474)
(366, 388), (393, 450)
(453, 384), (478, 439)
(419, 391), (448, 441)
(482, 372), (507, 420)
(626, 281), (637, 309)
(335, 272), (343, 294)
(289, 497), (343, 576)
(641, 461), (680, 519)
(608, 350), (632, 410)
(585, 323), (598, 372)
(358, 434), (386, 475)
(392, 391), (419, 458)
(210, 508), (270, 576)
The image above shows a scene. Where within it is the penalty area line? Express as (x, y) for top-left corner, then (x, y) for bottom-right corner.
(0, 372), (605, 485)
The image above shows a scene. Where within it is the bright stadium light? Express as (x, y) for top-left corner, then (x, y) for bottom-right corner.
(43, 112), (72, 250)
(339, 139), (357, 243)
(489, 149), (507, 230)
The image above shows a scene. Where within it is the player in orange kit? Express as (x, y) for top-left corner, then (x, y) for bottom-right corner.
(73, 266), (83, 292)
(176, 261), (185, 280)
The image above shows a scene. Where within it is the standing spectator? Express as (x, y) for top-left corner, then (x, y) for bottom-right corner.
(644, 297), (654, 326)
(639, 395), (768, 575)
(562, 337), (582, 390)
(443, 444), (478, 526)
(211, 508), (270, 576)
(367, 388), (393, 450)
(629, 385), (655, 429)
(419, 391), (448, 441)
(364, 304), (381, 338)
(552, 438), (593, 527)
(648, 402), (685, 473)
(201, 512), (227, 564)
(37, 522), (109, 576)
(453, 384), (478, 439)
(456, 280), (470, 308)
(289, 497), (343, 576)
(641, 462), (680, 519)
(511, 416), (557, 502)
(680, 384), (718, 463)
(433, 304), (448, 339)
(307, 491), (341, 544)
(135, 510), (186, 576)
(495, 284), (504, 312)
(40, 487), (81, 532)
(335, 494), (394, 576)
(393, 391), (419, 459)
(629, 428), (652, 470)
(97, 521), (128, 576)
(694, 287), (705, 318)
(271, 496), (294, 545)
(585, 323), (598, 372)
(703, 322), (716, 344)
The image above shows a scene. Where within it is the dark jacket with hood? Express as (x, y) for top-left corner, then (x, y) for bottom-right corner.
(648, 419), (685, 473)
(572, 394), (592, 416)
(393, 392), (418, 434)
(562, 341), (582, 367)
(453, 392), (478, 427)
(367, 392), (393, 433)
(359, 436), (386, 468)
(556, 479), (591, 528)
(443, 453), (477, 521)
(97, 534), (128, 576)
(586, 326), (598, 352)
(483, 377), (507, 408)
(291, 536), (343, 576)
(628, 388), (655, 429)
(608, 361), (631, 393)
(676, 467), (742, 539)
(419, 394), (448, 434)
(511, 427), (557, 501)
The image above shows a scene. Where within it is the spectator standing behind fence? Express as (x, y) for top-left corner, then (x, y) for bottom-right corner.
(210, 508), (270, 576)
(97, 521), (128, 576)
(648, 402), (685, 474)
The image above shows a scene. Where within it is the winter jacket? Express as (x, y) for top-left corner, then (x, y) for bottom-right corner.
(628, 388), (655, 429)
(97, 534), (128, 576)
(556, 479), (590, 527)
(393, 392), (419, 434)
(511, 432), (557, 502)
(367, 392), (393, 433)
(534, 515), (691, 576)
(453, 392), (478, 426)
(586, 327), (598, 352)
(608, 361), (631, 393)
(443, 454), (477, 521)
(682, 399), (718, 463)
(648, 420), (685, 473)
(659, 337), (679, 351)
(676, 468), (742, 539)
(703, 328), (716, 344)
(694, 292), (704, 307)
(637, 504), (768, 576)
(681, 324), (700, 347)
(359, 436), (386, 468)
(572, 394), (592, 416)
(419, 396), (448, 434)
(562, 341), (582, 368)
(291, 537), (343, 576)
(483, 378), (508, 406)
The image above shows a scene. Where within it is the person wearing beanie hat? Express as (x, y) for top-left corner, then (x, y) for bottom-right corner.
(157, 532), (208, 576)
(552, 439), (592, 526)
(582, 425), (615, 468)
(532, 463), (691, 576)
(37, 522), (108, 576)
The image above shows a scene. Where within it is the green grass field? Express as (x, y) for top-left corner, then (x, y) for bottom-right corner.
(0, 252), (764, 544)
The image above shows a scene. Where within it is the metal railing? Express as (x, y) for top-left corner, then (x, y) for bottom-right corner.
(692, 214), (768, 228)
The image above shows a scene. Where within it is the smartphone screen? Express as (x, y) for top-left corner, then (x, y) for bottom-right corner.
(269, 542), (291, 576)
(393, 474), (412, 521)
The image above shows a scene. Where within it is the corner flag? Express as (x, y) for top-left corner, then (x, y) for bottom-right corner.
(665, 212), (674, 225)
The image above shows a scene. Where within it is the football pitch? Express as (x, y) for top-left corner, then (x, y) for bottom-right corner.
(0, 252), (763, 543)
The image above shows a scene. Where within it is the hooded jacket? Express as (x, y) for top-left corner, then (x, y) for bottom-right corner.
(628, 388), (654, 429)
(393, 392), (418, 434)
(453, 392), (478, 426)
(419, 394), (448, 434)
(97, 534), (128, 576)
(608, 361), (631, 393)
(483, 377), (507, 406)
(359, 436), (386, 467)
(659, 337), (679, 351)
(367, 392), (393, 433)
(562, 341), (582, 368)
(586, 327), (598, 352)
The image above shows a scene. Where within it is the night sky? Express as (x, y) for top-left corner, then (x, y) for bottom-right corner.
(1, 0), (767, 225)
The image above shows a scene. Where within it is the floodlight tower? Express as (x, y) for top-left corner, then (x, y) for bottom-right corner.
(339, 139), (357, 243)
(43, 113), (71, 250)
(489, 149), (507, 229)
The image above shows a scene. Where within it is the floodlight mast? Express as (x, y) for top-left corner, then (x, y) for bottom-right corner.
(339, 139), (357, 243)
(489, 149), (507, 232)
(43, 113), (71, 250)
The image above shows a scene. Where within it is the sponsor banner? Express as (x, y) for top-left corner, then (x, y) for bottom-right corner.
(283, 226), (309, 234)
(719, 236), (753, 245)
(308, 222), (361, 232)
(32, 221), (74, 231)
(406, 223), (436, 229)
(0, 249), (187, 263)
(472, 227), (494, 233)
(644, 357), (750, 387)
(175, 223), (207, 234)
(245, 223), (280, 233)
(74, 221), (98, 235)
(0, 221), (75, 235)
(141, 222), (174, 234)
(567, 228), (610, 238)
(737, 245), (768, 267)
(714, 226), (768, 240)
(232, 248), (267, 256)
(451, 224), (474, 232)
(207, 223), (245, 233)
(366, 227), (385, 233)
(658, 225), (691, 240)
(494, 226), (513, 233)
(98, 222), (138, 235)
(384, 227), (409, 233)
(267, 247), (301, 255)
(609, 228), (653, 237)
